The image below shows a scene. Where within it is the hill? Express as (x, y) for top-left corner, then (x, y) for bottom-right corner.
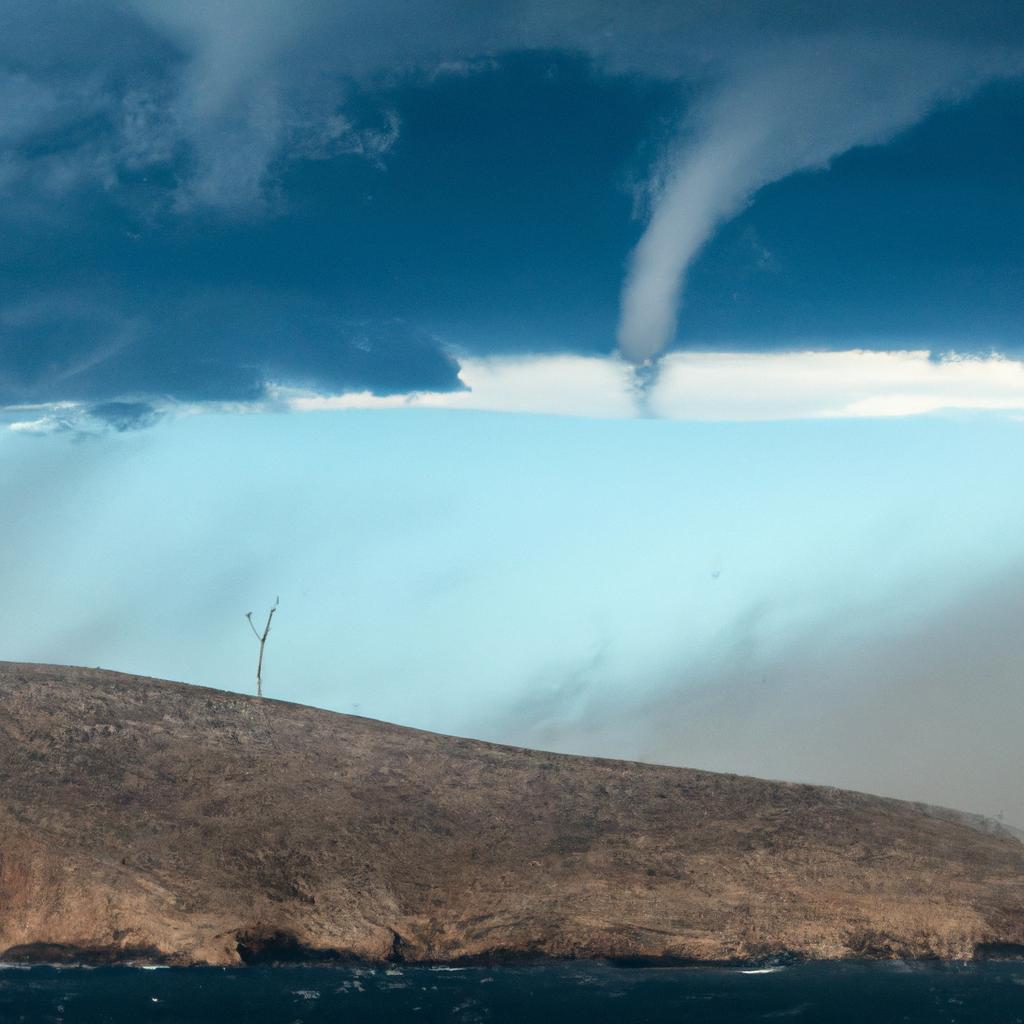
(0, 662), (1021, 965)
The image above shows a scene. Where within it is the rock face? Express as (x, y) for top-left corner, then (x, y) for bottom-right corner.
(0, 662), (1022, 965)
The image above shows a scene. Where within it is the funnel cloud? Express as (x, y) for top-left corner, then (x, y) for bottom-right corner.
(617, 37), (1020, 362)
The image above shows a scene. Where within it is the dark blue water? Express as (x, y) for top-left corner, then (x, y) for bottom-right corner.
(1, 962), (1022, 1023)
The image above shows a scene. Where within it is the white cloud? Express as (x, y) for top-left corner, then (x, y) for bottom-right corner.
(285, 349), (1024, 422)
(288, 354), (639, 419)
(651, 349), (1024, 420)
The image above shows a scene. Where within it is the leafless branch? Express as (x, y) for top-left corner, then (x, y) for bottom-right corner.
(245, 597), (279, 697)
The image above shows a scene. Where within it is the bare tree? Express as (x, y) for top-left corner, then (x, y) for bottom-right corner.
(245, 597), (279, 698)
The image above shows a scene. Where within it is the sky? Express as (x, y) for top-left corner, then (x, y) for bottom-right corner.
(2, 2), (1023, 822)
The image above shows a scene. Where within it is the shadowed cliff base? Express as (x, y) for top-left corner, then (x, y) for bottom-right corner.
(0, 662), (1021, 966)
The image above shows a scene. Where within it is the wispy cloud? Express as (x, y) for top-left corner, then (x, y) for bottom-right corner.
(0, 1), (402, 215)
(7, 401), (162, 437)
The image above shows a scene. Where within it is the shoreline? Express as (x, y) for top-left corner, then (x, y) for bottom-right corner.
(3, 948), (1024, 970)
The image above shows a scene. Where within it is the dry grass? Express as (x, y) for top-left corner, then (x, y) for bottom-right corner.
(0, 662), (1021, 965)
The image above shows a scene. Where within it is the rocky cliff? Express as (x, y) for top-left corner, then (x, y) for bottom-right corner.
(0, 662), (1021, 965)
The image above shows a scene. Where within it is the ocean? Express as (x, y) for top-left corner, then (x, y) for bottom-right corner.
(1, 961), (1022, 1023)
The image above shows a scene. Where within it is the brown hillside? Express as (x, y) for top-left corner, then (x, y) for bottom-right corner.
(0, 662), (1021, 965)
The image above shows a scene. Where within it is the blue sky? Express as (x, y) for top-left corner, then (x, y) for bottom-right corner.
(3, 410), (1023, 822)
(2, 2), (1023, 819)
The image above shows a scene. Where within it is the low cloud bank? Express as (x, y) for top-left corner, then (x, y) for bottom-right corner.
(289, 349), (1024, 422)
(13, 348), (1024, 433)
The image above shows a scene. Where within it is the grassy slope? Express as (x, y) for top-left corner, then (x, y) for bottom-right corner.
(0, 662), (1021, 965)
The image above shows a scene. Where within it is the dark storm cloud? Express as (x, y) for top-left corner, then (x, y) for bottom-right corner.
(0, 290), (463, 411)
(5, 1), (1019, 215)
(0, 1), (1021, 417)
(87, 402), (161, 432)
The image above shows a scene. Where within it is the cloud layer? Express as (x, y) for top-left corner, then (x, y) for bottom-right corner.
(0, 291), (463, 422)
(286, 349), (1024, 422)
(1, 1), (1021, 416)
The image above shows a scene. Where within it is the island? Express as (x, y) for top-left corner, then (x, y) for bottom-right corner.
(1, 662), (1021, 966)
